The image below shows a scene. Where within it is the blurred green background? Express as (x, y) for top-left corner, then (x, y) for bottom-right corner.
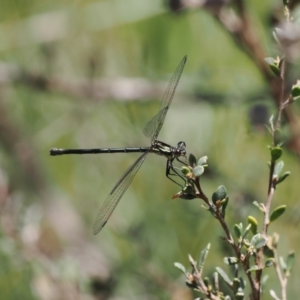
(0, 0), (300, 299)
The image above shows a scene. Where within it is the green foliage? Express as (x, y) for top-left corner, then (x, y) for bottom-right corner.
(264, 57), (281, 77)
(270, 147), (282, 161)
(270, 205), (286, 222)
(247, 216), (258, 234)
(291, 80), (300, 100)
(212, 185), (227, 205)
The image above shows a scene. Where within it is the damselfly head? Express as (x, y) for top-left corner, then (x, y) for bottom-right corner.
(177, 141), (186, 156)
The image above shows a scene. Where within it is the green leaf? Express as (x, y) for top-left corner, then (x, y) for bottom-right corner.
(263, 244), (274, 258)
(193, 165), (204, 177)
(242, 223), (252, 240)
(186, 280), (196, 289)
(265, 57), (276, 64)
(197, 156), (208, 166)
(250, 234), (268, 250)
(216, 267), (232, 286)
(274, 28), (284, 45)
(204, 277), (210, 287)
(212, 272), (219, 291)
(277, 171), (290, 185)
(291, 80), (300, 99)
(264, 57), (281, 76)
(253, 201), (265, 212)
(247, 265), (259, 273)
(234, 223), (243, 239)
(261, 274), (269, 289)
(198, 244), (210, 273)
(174, 262), (186, 274)
(274, 161), (284, 177)
(272, 29), (280, 45)
(188, 153), (197, 167)
(188, 254), (196, 266)
(279, 256), (287, 271)
(178, 185), (196, 200)
(271, 232), (280, 248)
(270, 289), (280, 300)
(270, 147), (282, 161)
(221, 197), (229, 219)
(270, 205), (286, 222)
(265, 258), (275, 267)
(286, 251), (295, 276)
(247, 216), (258, 234)
(224, 257), (238, 265)
(235, 292), (245, 300)
(232, 278), (240, 293)
(212, 185), (227, 204)
(181, 166), (190, 176)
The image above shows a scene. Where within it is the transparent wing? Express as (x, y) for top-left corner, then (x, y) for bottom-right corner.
(143, 55), (187, 141)
(93, 151), (148, 235)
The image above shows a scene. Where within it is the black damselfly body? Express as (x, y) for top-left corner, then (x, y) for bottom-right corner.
(50, 56), (187, 235)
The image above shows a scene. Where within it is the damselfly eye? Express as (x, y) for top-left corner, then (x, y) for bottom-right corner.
(177, 141), (186, 149)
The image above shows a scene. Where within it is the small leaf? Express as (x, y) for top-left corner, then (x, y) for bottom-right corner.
(174, 262), (186, 274)
(250, 234), (268, 250)
(212, 272), (219, 291)
(177, 185), (196, 200)
(181, 166), (190, 176)
(197, 156), (208, 166)
(279, 256), (287, 271)
(265, 57), (276, 65)
(253, 201), (265, 212)
(216, 267), (232, 286)
(198, 244), (210, 273)
(277, 171), (290, 185)
(274, 28), (284, 44)
(238, 277), (245, 289)
(232, 278), (240, 293)
(188, 254), (196, 266)
(263, 243), (274, 258)
(234, 223), (243, 239)
(221, 197), (229, 219)
(271, 232), (280, 248)
(286, 251), (295, 276)
(261, 274), (269, 289)
(204, 277), (210, 287)
(264, 57), (281, 76)
(242, 223), (252, 240)
(270, 147), (282, 161)
(193, 165), (204, 177)
(270, 205), (286, 222)
(186, 280), (196, 289)
(212, 185), (227, 204)
(247, 265), (259, 273)
(265, 258), (275, 267)
(291, 80), (300, 100)
(188, 154), (197, 167)
(274, 161), (284, 177)
(224, 257), (238, 265)
(235, 292), (245, 300)
(270, 289), (280, 300)
(248, 216), (258, 234)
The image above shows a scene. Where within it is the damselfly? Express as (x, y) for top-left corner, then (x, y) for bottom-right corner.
(50, 56), (188, 234)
